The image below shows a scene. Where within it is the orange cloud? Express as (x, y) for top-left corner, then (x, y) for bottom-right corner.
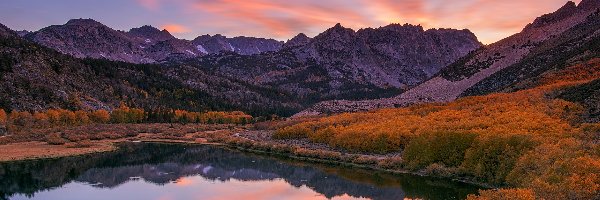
(161, 24), (191, 33)
(192, 0), (374, 37)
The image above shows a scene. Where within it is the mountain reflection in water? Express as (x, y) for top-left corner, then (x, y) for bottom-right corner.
(0, 143), (480, 200)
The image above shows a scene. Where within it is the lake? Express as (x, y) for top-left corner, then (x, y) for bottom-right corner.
(0, 143), (481, 200)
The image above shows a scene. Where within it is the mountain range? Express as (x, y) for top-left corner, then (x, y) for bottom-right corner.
(1, 0), (599, 118)
(0, 17), (480, 116)
(25, 19), (284, 64)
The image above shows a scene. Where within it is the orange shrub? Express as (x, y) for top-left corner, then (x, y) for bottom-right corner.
(467, 189), (535, 200)
(46, 133), (67, 145)
(89, 110), (110, 123)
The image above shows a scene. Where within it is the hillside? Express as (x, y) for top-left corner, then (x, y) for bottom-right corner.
(296, 0), (600, 116)
(0, 23), (299, 116)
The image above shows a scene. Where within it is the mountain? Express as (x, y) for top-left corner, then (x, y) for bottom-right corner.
(127, 25), (175, 42)
(283, 33), (311, 48)
(191, 34), (283, 55)
(23, 19), (283, 64)
(295, 0), (600, 116)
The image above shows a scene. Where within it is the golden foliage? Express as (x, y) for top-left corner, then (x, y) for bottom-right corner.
(89, 110), (110, 123)
(110, 104), (145, 123)
(3, 107), (252, 131)
(467, 189), (535, 200)
(275, 61), (600, 198)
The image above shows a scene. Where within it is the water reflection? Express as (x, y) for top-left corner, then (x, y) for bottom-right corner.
(0, 143), (480, 200)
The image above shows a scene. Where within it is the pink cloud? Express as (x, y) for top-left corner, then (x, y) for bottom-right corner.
(149, 0), (583, 44)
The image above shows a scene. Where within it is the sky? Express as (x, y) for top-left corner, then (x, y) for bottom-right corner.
(0, 0), (582, 44)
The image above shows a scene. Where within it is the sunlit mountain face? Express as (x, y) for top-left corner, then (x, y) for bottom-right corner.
(0, 0), (582, 44)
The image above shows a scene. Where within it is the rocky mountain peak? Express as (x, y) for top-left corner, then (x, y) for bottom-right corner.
(526, 0), (600, 29)
(128, 25), (175, 42)
(314, 23), (355, 43)
(65, 18), (104, 27)
(283, 33), (311, 48)
(328, 23), (354, 33)
(527, 1), (578, 29)
(380, 23), (424, 32)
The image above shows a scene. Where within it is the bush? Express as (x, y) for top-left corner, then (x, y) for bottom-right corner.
(293, 148), (342, 160)
(352, 155), (378, 165)
(403, 131), (477, 169)
(462, 134), (538, 184)
(63, 131), (89, 142)
(422, 163), (459, 178)
(46, 133), (67, 145)
(467, 189), (535, 200)
(273, 125), (312, 139)
(377, 156), (404, 169)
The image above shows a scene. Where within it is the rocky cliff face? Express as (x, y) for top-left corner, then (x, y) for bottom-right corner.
(127, 25), (175, 43)
(296, 0), (600, 117)
(191, 34), (283, 55)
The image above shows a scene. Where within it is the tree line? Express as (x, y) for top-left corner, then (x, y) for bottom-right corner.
(0, 105), (253, 134)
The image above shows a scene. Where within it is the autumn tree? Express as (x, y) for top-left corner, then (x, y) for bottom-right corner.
(89, 110), (110, 123)
(0, 108), (6, 125)
(58, 109), (76, 126)
(74, 110), (90, 125)
(46, 109), (60, 125)
(32, 112), (50, 127)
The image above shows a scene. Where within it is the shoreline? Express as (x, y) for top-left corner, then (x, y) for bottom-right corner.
(217, 139), (496, 189)
(0, 125), (495, 189)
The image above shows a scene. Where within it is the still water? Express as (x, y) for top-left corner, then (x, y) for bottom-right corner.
(0, 143), (481, 200)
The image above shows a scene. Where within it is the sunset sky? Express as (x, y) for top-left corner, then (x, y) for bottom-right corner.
(0, 0), (582, 44)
